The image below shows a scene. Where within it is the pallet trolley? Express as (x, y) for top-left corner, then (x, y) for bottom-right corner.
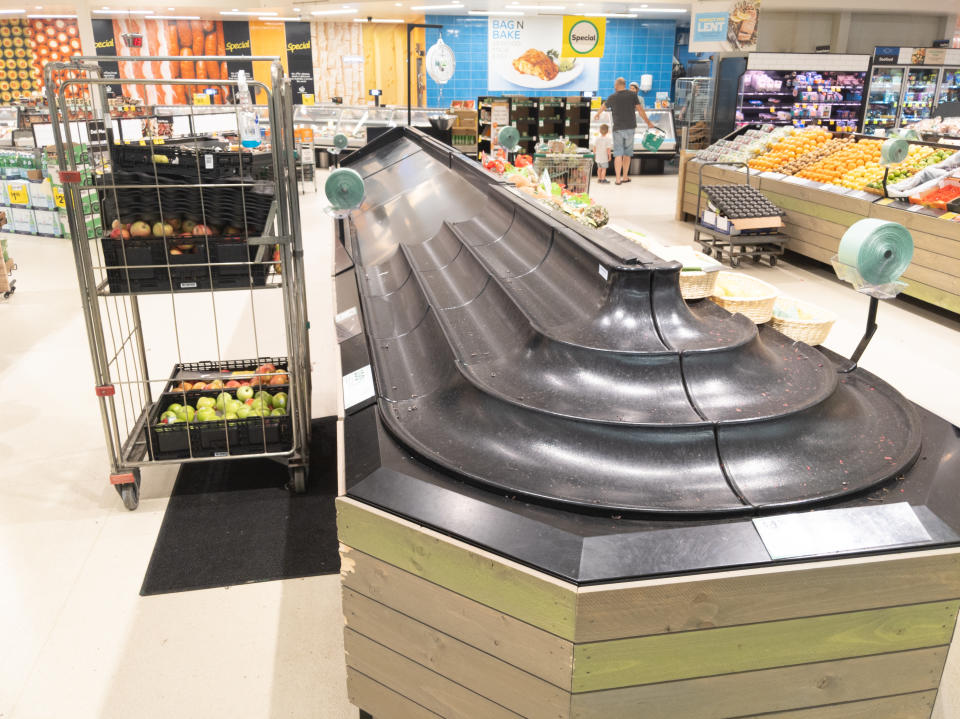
(693, 161), (788, 267)
(45, 57), (311, 509)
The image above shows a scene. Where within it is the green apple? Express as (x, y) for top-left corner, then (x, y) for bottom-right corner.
(225, 411), (238, 420)
(161, 410), (179, 424)
(272, 392), (287, 410)
(166, 402), (183, 416)
(237, 405), (252, 419)
(254, 391), (273, 409)
(247, 407), (265, 417)
(183, 405), (196, 422)
(196, 396), (216, 410)
(226, 399), (243, 415)
(196, 407), (218, 422)
(236, 385), (254, 401)
(270, 407), (286, 416)
(215, 391), (232, 411)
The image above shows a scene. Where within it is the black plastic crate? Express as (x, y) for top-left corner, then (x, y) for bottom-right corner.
(208, 236), (270, 288)
(145, 395), (292, 460)
(160, 356), (289, 403)
(101, 236), (209, 293)
(111, 140), (267, 181)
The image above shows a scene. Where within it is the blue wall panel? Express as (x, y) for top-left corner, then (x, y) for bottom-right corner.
(424, 16), (676, 107)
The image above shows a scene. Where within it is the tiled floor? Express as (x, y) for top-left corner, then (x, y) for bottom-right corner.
(1, 166), (958, 718)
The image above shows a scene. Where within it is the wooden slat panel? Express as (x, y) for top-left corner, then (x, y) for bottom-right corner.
(787, 238), (836, 264)
(336, 498), (578, 639)
(899, 277), (960, 315)
(347, 668), (442, 719)
(901, 263), (960, 295)
(345, 629), (524, 719)
(759, 178), (876, 214)
(740, 690), (938, 719)
(342, 587), (571, 719)
(575, 549), (960, 642)
(762, 190), (864, 227)
(340, 546), (574, 688)
(781, 210), (852, 240)
(905, 211), (960, 240)
(570, 647), (947, 719)
(573, 600), (959, 692)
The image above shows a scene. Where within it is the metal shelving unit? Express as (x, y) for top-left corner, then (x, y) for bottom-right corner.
(45, 56), (311, 509)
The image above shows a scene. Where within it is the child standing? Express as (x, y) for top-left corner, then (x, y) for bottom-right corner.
(592, 124), (613, 184)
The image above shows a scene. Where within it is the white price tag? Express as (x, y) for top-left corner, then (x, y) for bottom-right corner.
(335, 306), (358, 323)
(204, 154), (214, 170)
(598, 264), (609, 280)
(342, 364), (375, 409)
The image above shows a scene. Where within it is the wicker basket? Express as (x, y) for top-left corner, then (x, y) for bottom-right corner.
(680, 270), (718, 300)
(709, 271), (779, 324)
(768, 296), (836, 345)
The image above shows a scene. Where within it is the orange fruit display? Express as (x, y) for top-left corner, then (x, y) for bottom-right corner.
(747, 128), (832, 173)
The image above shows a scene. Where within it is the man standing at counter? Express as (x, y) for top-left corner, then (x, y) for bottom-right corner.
(594, 77), (655, 185)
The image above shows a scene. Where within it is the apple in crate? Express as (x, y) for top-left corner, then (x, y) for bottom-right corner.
(130, 221), (152, 238)
(196, 396), (216, 410)
(181, 219), (198, 234)
(269, 373), (288, 386)
(109, 223), (130, 240)
(225, 379), (241, 388)
(196, 407), (218, 422)
(237, 385), (254, 402)
(152, 221), (174, 238)
(272, 392), (287, 410)
(192, 224), (215, 237)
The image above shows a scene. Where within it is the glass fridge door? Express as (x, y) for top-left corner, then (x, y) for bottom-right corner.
(900, 67), (939, 126)
(938, 68), (960, 107)
(863, 66), (903, 135)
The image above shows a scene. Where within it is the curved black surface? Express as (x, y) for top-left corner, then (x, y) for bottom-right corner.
(340, 128), (924, 516)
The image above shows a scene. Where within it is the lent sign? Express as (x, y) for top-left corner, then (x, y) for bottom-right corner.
(488, 15), (600, 92)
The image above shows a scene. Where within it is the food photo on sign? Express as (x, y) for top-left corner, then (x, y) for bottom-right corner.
(690, 0), (760, 53)
(488, 16), (601, 91)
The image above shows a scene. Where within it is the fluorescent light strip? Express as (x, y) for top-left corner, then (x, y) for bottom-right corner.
(0, 9), (25, 14)
(311, 7), (358, 14)
(582, 11), (636, 16)
(468, 9), (523, 14)
(260, 16), (303, 20)
(353, 17), (404, 22)
(28, 13), (76, 17)
(151, 15), (200, 19)
(409, 3), (463, 8)
(510, 3), (564, 8)
(220, 10), (277, 15)
(628, 7), (687, 11)
(93, 9), (154, 13)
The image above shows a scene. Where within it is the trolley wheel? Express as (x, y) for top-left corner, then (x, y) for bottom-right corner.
(288, 466), (307, 494)
(702, 246), (712, 256)
(769, 256), (778, 267)
(120, 482), (139, 511)
(752, 254), (761, 263)
(730, 255), (741, 268)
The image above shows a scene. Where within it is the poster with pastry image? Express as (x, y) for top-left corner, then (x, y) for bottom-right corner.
(488, 16), (600, 91)
(690, 0), (761, 53)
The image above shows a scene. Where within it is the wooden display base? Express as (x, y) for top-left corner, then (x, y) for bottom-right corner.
(338, 498), (960, 719)
(678, 161), (960, 316)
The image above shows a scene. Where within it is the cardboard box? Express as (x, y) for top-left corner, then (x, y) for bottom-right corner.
(701, 209), (782, 236)
(28, 179), (55, 210)
(34, 209), (61, 236)
(10, 207), (37, 234)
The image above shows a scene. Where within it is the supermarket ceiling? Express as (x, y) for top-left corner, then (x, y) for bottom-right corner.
(11, 0), (955, 22)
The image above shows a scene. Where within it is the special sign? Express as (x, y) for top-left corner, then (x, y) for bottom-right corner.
(561, 16), (605, 58)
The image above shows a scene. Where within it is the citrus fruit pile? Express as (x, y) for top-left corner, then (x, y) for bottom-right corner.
(795, 139), (883, 185)
(747, 128), (832, 172)
(779, 136), (852, 176)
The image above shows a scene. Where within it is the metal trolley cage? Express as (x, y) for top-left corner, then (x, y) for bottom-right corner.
(45, 56), (311, 509)
(693, 161), (788, 268)
(532, 151), (594, 194)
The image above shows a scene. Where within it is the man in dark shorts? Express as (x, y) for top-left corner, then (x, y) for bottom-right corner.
(594, 77), (655, 185)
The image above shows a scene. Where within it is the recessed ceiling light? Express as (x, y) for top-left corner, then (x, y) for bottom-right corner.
(167, 6), (174, 9)
(511, 4), (565, 8)
(292, 6), (300, 10)
(152, 15), (200, 19)
(221, 10), (276, 14)
(311, 7), (358, 13)
(34, 5), (41, 8)
(469, 9), (523, 14)
(394, 2), (402, 5)
(629, 6), (686, 10)
(583, 12), (636, 17)
(29, 12), (75, 16)
(260, 15), (300, 20)
(409, 2), (462, 8)
(353, 17), (404, 22)
(93, 8), (154, 13)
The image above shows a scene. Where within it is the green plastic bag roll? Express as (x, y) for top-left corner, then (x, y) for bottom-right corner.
(880, 137), (909, 165)
(325, 168), (366, 211)
(838, 218), (913, 286)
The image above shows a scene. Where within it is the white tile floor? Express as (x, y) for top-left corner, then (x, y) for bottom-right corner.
(1, 166), (959, 718)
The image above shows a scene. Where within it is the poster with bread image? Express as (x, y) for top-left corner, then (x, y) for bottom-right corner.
(488, 16), (600, 91)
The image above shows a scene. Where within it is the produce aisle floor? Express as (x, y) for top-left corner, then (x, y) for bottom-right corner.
(1, 166), (959, 719)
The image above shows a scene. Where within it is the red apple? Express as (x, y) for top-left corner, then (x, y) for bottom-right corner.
(130, 220), (152, 238)
(207, 379), (223, 390)
(191, 381), (206, 391)
(225, 380), (241, 388)
(192, 224), (214, 237)
(269, 373), (288, 386)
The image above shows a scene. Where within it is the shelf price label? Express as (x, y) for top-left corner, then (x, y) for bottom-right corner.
(53, 185), (66, 208)
(6, 182), (28, 205)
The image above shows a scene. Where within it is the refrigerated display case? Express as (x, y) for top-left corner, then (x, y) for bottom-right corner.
(293, 104), (434, 149)
(901, 67), (939, 125)
(938, 68), (960, 107)
(863, 66), (903, 135)
(590, 108), (677, 154)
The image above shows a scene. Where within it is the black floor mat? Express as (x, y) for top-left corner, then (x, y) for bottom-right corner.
(140, 417), (340, 596)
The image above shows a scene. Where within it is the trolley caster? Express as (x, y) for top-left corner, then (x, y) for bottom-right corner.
(730, 256), (741, 268)
(769, 256), (778, 267)
(752, 255), (760, 264)
(288, 466), (307, 494)
(702, 247), (712, 256)
(112, 468), (141, 511)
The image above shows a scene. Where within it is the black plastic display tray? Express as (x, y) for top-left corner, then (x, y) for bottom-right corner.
(146, 356), (292, 460)
(160, 356), (289, 402)
(111, 140), (269, 181)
